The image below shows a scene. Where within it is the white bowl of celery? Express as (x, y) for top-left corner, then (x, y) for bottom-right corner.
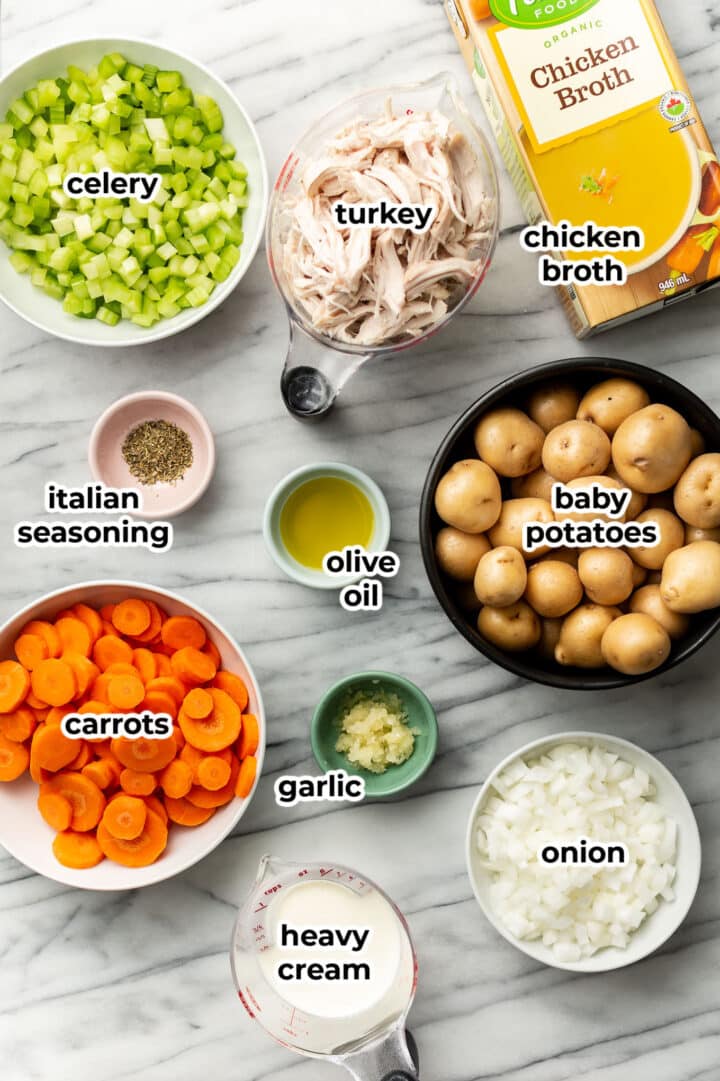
(0, 40), (268, 345)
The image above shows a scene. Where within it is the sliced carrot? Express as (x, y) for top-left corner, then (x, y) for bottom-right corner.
(203, 639), (221, 669)
(107, 673), (145, 710)
(164, 795), (216, 826)
(187, 757), (239, 808)
(0, 707), (37, 743)
(31, 658), (76, 707)
(159, 758), (193, 798)
(112, 598), (151, 638)
(144, 794), (169, 824)
(112, 735), (177, 773)
(103, 662), (138, 678)
(213, 671), (248, 711)
(170, 647), (216, 686)
(119, 768), (157, 796)
(93, 634), (133, 670)
(38, 791), (73, 831)
(131, 600), (163, 644)
(82, 758), (119, 790)
(0, 734), (29, 781)
(63, 652), (99, 697)
(155, 654), (173, 677)
(26, 690), (49, 710)
(161, 615), (206, 651)
(183, 688), (213, 720)
(0, 660), (31, 712)
(99, 604), (116, 622)
(41, 772), (105, 831)
(31, 725), (80, 772)
(68, 741), (92, 770)
(22, 620), (61, 658)
(179, 688), (241, 752)
(101, 794), (147, 839)
(73, 603), (103, 644)
(54, 608), (76, 621)
(90, 672), (114, 702)
(142, 690), (178, 720)
(146, 676), (186, 705)
(238, 713), (259, 759)
(100, 620), (121, 638)
(15, 633), (49, 670)
(46, 706), (69, 727)
(197, 755), (231, 791)
(235, 755), (257, 799)
(53, 830), (104, 869)
(132, 648), (157, 684)
(55, 617), (92, 657)
(97, 807), (167, 866)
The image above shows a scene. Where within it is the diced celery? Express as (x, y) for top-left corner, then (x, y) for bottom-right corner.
(0, 51), (249, 327)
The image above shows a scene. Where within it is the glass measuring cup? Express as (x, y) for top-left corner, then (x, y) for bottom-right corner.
(231, 855), (419, 1080)
(267, 74), (500, 421)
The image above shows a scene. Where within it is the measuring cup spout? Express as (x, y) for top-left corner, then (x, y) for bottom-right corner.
(339, 1024), (419, 1081)
(281, 322), (370, 421)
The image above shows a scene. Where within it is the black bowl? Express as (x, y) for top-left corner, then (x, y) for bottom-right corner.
(420, 357), (720, 691)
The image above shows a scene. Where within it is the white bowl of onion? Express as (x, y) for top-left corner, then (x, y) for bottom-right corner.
(466, 732), (702, 973)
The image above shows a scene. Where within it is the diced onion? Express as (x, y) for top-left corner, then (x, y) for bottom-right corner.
(476, 743), (677, 961)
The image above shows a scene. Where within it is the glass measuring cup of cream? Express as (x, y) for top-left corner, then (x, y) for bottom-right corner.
(267, 73), (500, 421)
(231, 855), (419, 1080)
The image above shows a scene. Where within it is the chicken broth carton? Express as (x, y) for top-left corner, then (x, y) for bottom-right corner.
(445, 0), (720, 336)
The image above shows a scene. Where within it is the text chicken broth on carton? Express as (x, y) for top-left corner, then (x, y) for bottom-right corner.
(446, 0), (720, 336)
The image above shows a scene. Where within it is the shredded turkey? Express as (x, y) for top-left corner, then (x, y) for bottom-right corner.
(278, 102), (493, 346)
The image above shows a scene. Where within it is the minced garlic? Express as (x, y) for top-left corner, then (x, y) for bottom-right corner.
(335, 690), (418, 774)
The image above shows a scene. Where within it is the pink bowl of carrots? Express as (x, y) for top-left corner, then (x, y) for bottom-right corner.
(0, 581), (265, 890)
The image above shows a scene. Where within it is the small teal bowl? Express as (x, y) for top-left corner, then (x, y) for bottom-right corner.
(263, 462), (391, 590)
(311, 671), (438, 798)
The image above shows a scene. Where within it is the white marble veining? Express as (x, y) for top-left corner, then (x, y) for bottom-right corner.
(1, 1), (719, 1079)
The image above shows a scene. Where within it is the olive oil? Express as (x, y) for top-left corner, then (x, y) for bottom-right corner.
(280, 477), (374, 570)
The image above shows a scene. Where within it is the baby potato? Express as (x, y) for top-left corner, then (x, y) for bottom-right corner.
(601, 613), (671, 675)
(488, 498), (555, 558)
(477, 601), (541, 652)
(537, 548), (579, 566)
(538, 618), (563, 661)
(689, 428), (706, 457)
(562, 475), (627, 523)
(542, 420), (611, 483)
(631, 563), (648, 589)
(661, 541), (720, 613)
(527, 382), (581, 433)
(685, 524), (720, 544)
(511, 467), (557, 502)
(555, 604), (621, 668)
(612, 405), (693, 493)
(525, 560), (583, 618)
(474, 408), (544, 478)
(605, 466), (647, 520)
(673, 453), (720, 529)
(435, 460), (502, 534)
(630, 509), (685, 570)
(630, 585), (690, 640)
(435, 527), (491, 582)
(578, 548), (635, 605)
(576, 378), (650, 435)
(474, 547), (527, 607)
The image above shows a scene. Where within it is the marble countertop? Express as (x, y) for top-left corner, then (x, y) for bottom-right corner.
(1, 1), (719, 1079)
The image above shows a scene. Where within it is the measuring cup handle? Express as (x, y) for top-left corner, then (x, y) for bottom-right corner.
(281, 321), (371, 421)
(343, 1026), (420, 1081)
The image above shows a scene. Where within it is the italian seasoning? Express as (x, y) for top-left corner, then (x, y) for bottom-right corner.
(122, 419), (193, 486)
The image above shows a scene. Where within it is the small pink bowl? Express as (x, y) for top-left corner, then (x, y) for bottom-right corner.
(89, 391), (216, 519)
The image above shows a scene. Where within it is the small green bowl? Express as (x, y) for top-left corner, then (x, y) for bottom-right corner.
(311, 671), (438, 798)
